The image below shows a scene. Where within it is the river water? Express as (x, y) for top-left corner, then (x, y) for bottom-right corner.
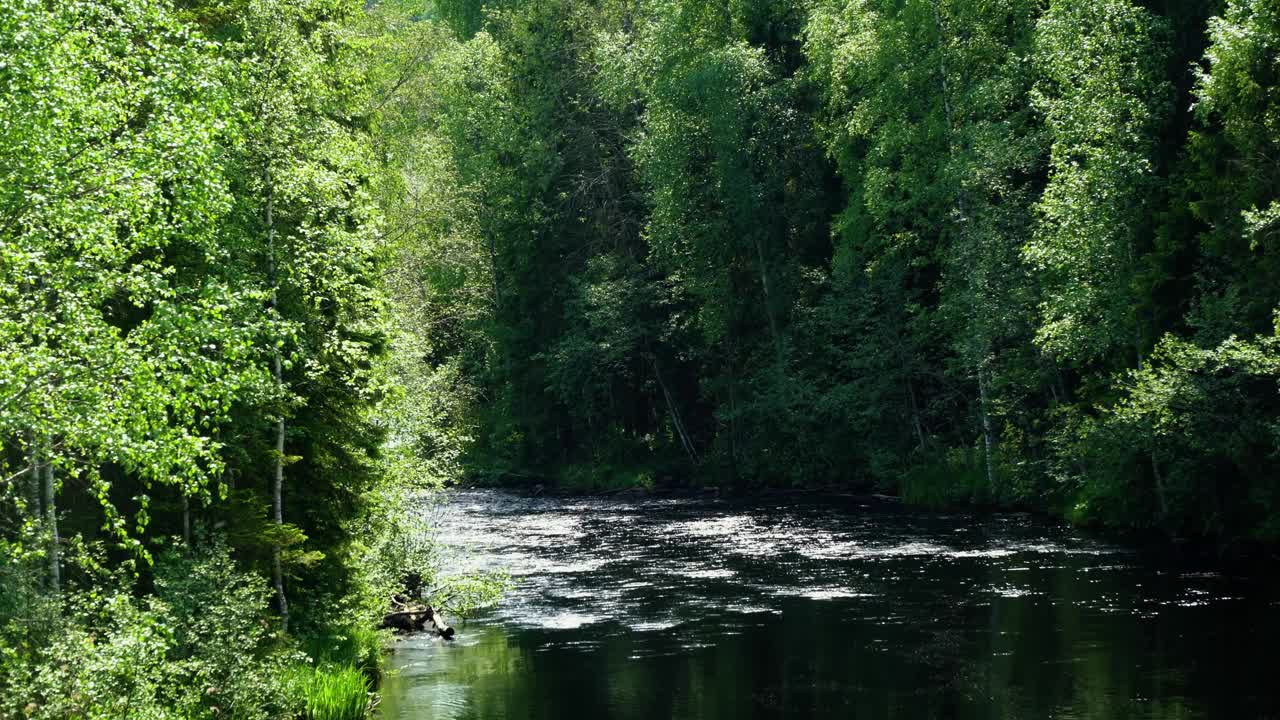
(377, 490), (1279, 719)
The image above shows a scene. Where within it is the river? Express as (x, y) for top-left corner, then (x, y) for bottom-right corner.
(377, 490), (1279, 719)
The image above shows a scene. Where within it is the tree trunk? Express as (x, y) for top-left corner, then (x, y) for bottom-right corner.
(1152, 455), (1169, 520)
(26, 436), (39, 516)
(266, 170), (290, 634)
(1135, 334), (1168, 521)
(382, 606), (455, 639)
(487, 234), (502, 313)
(42, 448), (59, 593)
(932, 0), (998, 488)
(978, 368), (996, 490)
(1053, 366), (1070, 407)
(273, 409), (288, 633)
(751, 234), (784, 369)
(652, 358), (698, 463)
(182, 493), (191, 545)
(727, 355), (740, 482)
(425, 607), (455, 639)
(906, 374), (926, 451)
(932, 2), (957, 142)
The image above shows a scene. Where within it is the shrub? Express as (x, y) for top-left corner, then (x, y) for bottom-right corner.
(0, 544), (306, 720)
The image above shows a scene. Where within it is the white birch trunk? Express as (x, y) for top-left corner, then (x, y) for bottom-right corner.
(43, 448), (59, 593)
(266, 170), (290, 633)
(978, 368), (996, 490)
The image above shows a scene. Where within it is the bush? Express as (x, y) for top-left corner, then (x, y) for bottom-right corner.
(0, 544), (306, 720)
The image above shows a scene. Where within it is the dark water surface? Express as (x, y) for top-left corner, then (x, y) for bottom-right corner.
(378, 490), (1279, 719)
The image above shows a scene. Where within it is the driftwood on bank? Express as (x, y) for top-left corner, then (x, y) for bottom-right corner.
(381, 604), (455, 639)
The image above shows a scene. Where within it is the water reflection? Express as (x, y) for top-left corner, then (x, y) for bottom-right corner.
(378, 491), (1280, 719)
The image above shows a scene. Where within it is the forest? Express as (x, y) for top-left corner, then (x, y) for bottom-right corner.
(1, 0), (1278, 717)
(393, 0), (1280, 546)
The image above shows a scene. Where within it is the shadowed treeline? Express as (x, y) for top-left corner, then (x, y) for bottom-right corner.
(375, 0), (1280, 545)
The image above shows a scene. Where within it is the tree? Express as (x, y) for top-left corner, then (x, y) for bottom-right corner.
(0, 0), (266, 566)
(1027, 0), (1173, 367)
(225, 0), (386, 630)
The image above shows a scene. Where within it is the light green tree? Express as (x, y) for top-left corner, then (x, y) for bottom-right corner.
(1027, 0), (1173, 366)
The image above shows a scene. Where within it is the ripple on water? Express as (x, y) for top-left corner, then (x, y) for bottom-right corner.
(667, 515), (760, 538)
(856, 541), (949, 559)
(946, 548), (1018, 559)
(507, 556), (611, 576)
(529, 612), (601, 630)
(797, 588), (876, 600)
(379, 490), (1280, 720)
(673, 567), (736, 579)
(630, 618), (683, 632)
(989, 585), (1042, 598)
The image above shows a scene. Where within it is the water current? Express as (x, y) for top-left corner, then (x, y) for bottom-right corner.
(378, 490), (1280, 719)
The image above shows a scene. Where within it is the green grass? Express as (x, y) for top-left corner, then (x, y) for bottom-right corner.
(901, 447), (994, 509)
(302, 624), (385, 676)
(288, 662), (372, 720)
(287, 622), (387, 719)
(557, 461), (657, 492)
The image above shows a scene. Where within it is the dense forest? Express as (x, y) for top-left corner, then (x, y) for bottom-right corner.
(0, 1), (501, 717)
(387, 0), (1280, 546)
(1, 0), (1278, 716)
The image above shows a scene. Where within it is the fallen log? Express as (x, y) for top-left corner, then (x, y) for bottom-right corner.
(425, 607), (455, 640)
(381, 606), (455, 639)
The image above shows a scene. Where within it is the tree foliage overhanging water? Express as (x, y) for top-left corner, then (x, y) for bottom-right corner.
(1, 0), (1279, 717)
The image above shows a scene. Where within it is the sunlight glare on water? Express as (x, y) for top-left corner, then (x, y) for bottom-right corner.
(378, 490), (1280, 720)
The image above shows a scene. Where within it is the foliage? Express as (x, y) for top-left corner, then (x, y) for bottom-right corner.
(366, 0), (1280, 546)
(1027, 0), (1172, 364)
(0, 545), (302, 720)
(0, 0), (502, 717)
(0, 0), (268, 553)
(4, 2), (1280, 717)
